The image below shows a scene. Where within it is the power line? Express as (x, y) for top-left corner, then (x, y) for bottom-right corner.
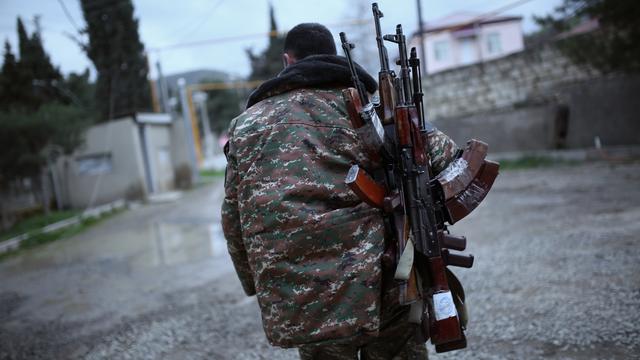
(423, 0), (537, 36)
(173, 0), (226, 43)
(56, 0), (82, 33)
(149, 19), (370, 52)
(191, 79), (265, 92)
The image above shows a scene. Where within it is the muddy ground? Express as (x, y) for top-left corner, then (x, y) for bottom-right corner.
(0, 161), (639, 360)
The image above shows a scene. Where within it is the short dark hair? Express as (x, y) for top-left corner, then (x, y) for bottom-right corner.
(284, 23), (337, 59)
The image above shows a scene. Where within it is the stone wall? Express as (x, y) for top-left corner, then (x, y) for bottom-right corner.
(424, 44), (598, 120)
(423, 44), (640, 151)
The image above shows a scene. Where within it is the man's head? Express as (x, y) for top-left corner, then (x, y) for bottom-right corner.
(283, 23), (337, 67)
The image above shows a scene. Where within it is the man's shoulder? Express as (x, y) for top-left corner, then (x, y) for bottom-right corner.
(249, 87), (345, 116)
(230, 88), (347, 136)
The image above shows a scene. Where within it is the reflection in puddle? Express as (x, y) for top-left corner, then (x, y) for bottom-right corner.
(143, 221), (227, 268)
(209, 223), (226, 257)
(1, 216), (229, 274)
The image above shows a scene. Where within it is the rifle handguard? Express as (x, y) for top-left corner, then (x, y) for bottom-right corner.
(342, 88), (364, 128)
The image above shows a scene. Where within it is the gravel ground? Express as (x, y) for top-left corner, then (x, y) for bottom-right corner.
(0, 161), (638, 359)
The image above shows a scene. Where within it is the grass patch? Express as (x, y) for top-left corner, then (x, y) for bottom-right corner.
(0, 210), (79, 242)
(200, 169), (225, 178)
(0, 208), (124, 261)
(499, 155), (580, 170)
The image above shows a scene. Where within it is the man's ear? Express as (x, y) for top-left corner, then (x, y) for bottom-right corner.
(283, 52), (296, 67)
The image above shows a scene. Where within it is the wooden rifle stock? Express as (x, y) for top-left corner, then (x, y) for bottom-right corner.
(394, 106), (412, 147)
(342, 88), (364, 129)
(427, 256), (463, 345)
(371, 3), (396, 125)
(435, 335), (467, 353)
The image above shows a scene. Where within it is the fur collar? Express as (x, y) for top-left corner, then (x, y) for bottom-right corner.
(246, 55), (377, 108)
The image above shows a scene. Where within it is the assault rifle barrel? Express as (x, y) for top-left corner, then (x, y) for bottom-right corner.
(384, 25), (412, 105)
(339, 32), (368, 105)
(372, 3), (389, 72)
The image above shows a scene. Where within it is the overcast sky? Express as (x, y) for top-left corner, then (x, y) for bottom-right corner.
(0, 0), (562, 80)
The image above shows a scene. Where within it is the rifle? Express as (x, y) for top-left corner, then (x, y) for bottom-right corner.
(372, 3), (396, 125)
(340, 31), (418, 306)
(340, 5), (499, 353)
(383, 24), (466, 348)
(339, 32), (392, 165)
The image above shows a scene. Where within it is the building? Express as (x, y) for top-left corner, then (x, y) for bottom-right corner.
(55, 113), (191, 208)
(410, 11), (524, 74)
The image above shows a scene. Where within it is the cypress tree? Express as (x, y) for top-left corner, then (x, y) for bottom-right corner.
(246, 4), (286, 81)
(80, 0), (151, 120)
(0, 19), (92, 191)
(0, 40), (24, 110)
(13, 17), (62, 109)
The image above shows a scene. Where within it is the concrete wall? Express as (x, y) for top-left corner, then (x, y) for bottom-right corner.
(145, 125), (174, 193)
(60, 118), (148, 208)
(433, 104), (557, 153)
(169, 117), (191, 169)
(558, 75), (640, 148)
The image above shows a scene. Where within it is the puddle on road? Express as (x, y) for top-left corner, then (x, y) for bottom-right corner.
(138, 221), (228, 268)
(0, 187), (234, 325)
(1, 218), (229, 274)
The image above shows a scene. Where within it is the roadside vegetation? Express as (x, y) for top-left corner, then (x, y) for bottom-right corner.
(197, 168), (225, 186)
(0, 208), (123, 261)
(199, 169), (225, 178)
(0, 210), (78, 242)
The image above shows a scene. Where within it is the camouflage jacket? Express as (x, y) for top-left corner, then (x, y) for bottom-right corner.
(222, 56), (458, 348)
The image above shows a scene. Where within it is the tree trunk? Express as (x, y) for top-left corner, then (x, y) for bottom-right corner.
(37, 170), (51, 217)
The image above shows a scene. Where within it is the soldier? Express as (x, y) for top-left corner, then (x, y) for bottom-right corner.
(222, 23), (459, 359)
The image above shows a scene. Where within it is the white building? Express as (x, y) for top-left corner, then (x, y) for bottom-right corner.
(55, 113), (191, 208)
(410, 12), (524, 74)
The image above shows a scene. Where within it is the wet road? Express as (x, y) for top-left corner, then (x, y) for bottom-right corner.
(1, 162), (639, 359)
(0, 179), (281, 359)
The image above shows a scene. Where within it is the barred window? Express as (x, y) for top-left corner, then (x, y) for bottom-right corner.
(486, 33), (502, 55)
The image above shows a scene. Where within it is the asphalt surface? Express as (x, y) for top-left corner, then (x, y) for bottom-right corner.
(0, 161), (639, 360)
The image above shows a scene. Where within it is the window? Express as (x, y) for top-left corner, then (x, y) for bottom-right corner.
(433, 40), (449, 62)
(76, 153), (112, 175)
(486, 33), (502, 55)
(459, 37), (478, 65)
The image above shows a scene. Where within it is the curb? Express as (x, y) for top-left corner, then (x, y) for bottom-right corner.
(0, 199), (126, 255)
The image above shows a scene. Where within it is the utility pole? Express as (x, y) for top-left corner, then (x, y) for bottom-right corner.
(178, 78), (200, 185)
(193, 91), (215, 159)
(416, 0), (428, 74)
(156, 61), (171, 113)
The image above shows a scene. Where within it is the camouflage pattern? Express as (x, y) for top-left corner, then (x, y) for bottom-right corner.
(222, 87), (458, 348)
(426, 130), (459, 175)
(299, 302), (428, 359)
